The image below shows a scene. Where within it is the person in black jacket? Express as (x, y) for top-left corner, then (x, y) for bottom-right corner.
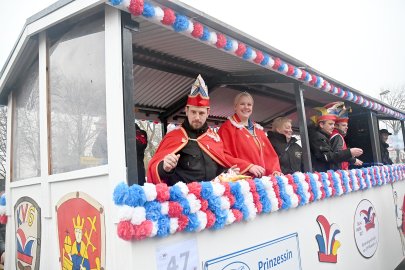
(135, 123), (148, 184)
(308, 104), (363, 172)
(379, 129), (393, 165)
(268, 117), (303, 174)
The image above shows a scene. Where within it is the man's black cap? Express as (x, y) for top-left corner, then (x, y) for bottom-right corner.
(379, 129), (392, 135)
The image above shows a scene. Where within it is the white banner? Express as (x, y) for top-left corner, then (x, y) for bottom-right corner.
(204, 233), (301, 270)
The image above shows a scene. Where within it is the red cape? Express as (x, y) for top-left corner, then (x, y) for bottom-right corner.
(218, 114), (281, 176)
(330, 129), (349, 170)
(147, 127), (231, 184)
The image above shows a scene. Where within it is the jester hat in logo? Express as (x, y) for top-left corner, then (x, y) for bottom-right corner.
(186, 74), (210, 108)
(310, 102), (343, 123)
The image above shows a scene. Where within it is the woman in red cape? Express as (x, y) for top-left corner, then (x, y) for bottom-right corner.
(218, 92), (281, 178)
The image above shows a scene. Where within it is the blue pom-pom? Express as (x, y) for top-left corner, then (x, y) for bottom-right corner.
(305, 73), (311, 82)
(224, 37), (233, 51)
(113, 182), (129, 205)
(307, 173), (318, 202)
(315, 77), (322, 88)
(126, 184), (147, 207)
(157, 216), (170, 237)
(276, 176), (291, 210)
(278, 62), (286, 72)
(201, 182), (213, 200)
(242, 47), (253, 60)
(178, 198), (191, 215)
(142, 2), (155, 17)
(200, 26), (210, 41)
(145, 201), (161, 221)
(0, 194), (5, 206)
(261, 54), (270, 65)
(254, 179), (271, 213)
(169, 185), (184, 201)
(173, 14), (189, 32)
(320, 172), (331, 198)
(185, 213), (200, 232)
(292, 68), (299, 77)
(293, 174), (307, 206)
(109, 0), (123, 6)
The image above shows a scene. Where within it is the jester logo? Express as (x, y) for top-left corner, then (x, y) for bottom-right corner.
(14, 197), (41, 270)
(315, 215), (341, 263)
(56, 192), (105, 270)
(221, 261), (250, 270)
(360, 206), (376, 231)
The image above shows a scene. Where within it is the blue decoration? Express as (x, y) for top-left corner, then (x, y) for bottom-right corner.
(173, 14), (189, 32)
(185, 213), (200, 232)
(169, 185), (184, 201)
(201, 182), (213, 200)
(308, 173), (319, 201)
(145, 201), (162, 221)
(278, 62), (287, 72)
(276, 176), (291, 210)
(254, 179), (271, 213)
(224, 37), (234, 51)
(242, 47), (253, 60)
(142, 2), (155, 18)
(292, 174), (307, 206)
(200, 26), (210, 41)
(157, 215), (170, 237)
(113, 182), (129, 205)
(320, 172), (331, 198)
(261, 54), (270, 65)
(0, 194), (5, 206)
(127, 184), (147, 207)
(109, 0), (123, 6)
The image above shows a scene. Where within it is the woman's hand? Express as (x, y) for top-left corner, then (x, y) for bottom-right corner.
(248, 165), (265, 178)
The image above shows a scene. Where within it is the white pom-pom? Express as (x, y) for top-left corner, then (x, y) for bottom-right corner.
(174, 182), (189, 196)
(118, 205), (134, 221)
(226, 210), (236, 225)
(153, 6), (164, 22)
(0, 205), (6, 215)
(185, 20), (194, 34)
(161, 202), (169, 215)
(230, 40), (238, 52)
(220, 197), (230, 210)
(295, 69), (302, 78)
(187, 194), (201, 213)
(116, 0), (131, 9)
(131, 207), (146, 225)
(208, 31), (217, 45)
(143, 183), (157, 201)
(239, 180), (250, 194)
(212, 182), (225, 196)
(247, 204), (257, 220)
(290, 195), (299, 208)
(249, 50), (257, 61)
(169, 218), (179, 234)
(267, 57), (275, 68)
(150, 221), (158, 237)
(196, 211), (207, 231)
(271, 198), (279, 212)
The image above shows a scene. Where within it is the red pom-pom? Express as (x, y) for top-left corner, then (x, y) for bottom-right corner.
(128, 0), (144, 16)
(232, 209), (243, 222)
(205, 210), (216, 228)
(117, 221), (134, 241)
(133, 220), (153, 240)
(300, 69), (307, 80)
(200, 199), (208, 211)
(222, 182), (235, 207)
(168, 201), (183, 218)
(247, 179), (262, 213)
(272, 57), (281, 70)
(161, 8), (176, 25)
(0, 215), (7, 224)
(271, 176), (282, 209)
(187, 182), (201, 198)
(287, 64), (295, 76)
(305, 174), (314, 202)
(155, 183), (170, 202)
(191, 22), (203, 38)
(215, 33), (227, 48)
(235, 43), (246, 56)
(316, 172), (326, 199)
(336, 171), (345, 193)
(177, 215), (189, 231)
(254, 50), (264, 64)
(321, 80), (327, 89)
(310, 74), (317, 85)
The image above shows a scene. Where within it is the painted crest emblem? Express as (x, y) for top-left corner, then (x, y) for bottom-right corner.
(14, 197), (41, 270)
(56, 192), (105, 270)
(354, 199), (379, 258)
(315, 215), (341, 263)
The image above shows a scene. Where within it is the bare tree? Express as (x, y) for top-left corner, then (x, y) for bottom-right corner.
(0, 106), (6, 184)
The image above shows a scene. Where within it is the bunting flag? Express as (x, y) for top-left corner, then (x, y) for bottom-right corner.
(113, 164), (405, 241)
(107, 0), (405, 121)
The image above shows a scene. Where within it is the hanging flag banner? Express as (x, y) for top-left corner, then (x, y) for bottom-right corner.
(203, 233), (301, 270)
(354, 199), (379, 258)
(56, 192), (105, 270)
(14, 196), (41, 270)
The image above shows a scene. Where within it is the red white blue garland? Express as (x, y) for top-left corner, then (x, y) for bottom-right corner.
(113, 164), (405, 241)
(107, 0), (405, 120)
(0, 194), (7, 224)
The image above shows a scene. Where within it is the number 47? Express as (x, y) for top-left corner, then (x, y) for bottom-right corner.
(167, 251), (190, 270)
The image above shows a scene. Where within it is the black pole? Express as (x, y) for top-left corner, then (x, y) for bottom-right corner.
(368, 111), (381, 164)
(122, 12), (140, 185)
(401, 121), (405, 152)
(294, 83), (312, 172)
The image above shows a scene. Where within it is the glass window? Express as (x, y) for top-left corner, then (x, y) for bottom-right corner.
(49, 13), (106, 174)
(378, 120), (405, 164)
(12, 58), (40, 180)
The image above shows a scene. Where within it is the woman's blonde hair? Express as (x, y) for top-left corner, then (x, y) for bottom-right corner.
(233, 91), (254, 106)
(272, 117), (292, 131)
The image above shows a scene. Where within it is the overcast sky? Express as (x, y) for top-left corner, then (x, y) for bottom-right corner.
(1, 0), (405, 99)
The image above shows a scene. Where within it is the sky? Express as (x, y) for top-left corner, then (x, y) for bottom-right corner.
(1, 0), (405, 99)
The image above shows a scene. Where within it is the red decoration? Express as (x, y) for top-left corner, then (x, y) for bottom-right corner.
(200, 199), (208, 211)
(310, 74), (317, 85)
(316, 172), (326, 199)
(155, 183), (170, 202)
(287, 64), (295, 76)
(254, 50), (264, 64)
(133, 220), (153, 240)
(117, 221), (134, 240)
(248, 179), (262, 213)
(300, 69), (307, 80)
(232, 209), (243, 222)
(272, 57), (282, 70)
(235, 43), (247, 57)
(168, 202), (183, 218)
(305, 174), (314, 202)
(271, 176), (282, 209)
(128, 0), (144, 16)
(177, 215), (189, 231)
(215, 33), (227, 48)
(204, 210), (216, 228)
(191, 22), (203, 38)
(187, 182), (202, 199)
(161, 8), (176, 25)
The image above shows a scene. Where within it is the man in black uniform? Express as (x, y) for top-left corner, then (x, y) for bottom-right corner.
(379, 129), (393, 165)
(135, 123), (148, 185)
(308, 103), (363, 172)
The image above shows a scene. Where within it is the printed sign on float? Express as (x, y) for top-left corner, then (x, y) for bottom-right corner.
(204, 233), (301, 270)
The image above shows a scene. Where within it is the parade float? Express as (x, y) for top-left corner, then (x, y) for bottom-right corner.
(0, 0), (405, 269)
